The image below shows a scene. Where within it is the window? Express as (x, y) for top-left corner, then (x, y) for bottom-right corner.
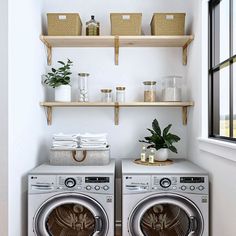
(209, 0), (236, 141)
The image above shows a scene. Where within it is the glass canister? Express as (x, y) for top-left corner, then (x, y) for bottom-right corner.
(143, 81), (157, 102)
(116, 86), (126, 102)
(161, 76), (183, 101)
(101, 89), (112, 102)
(78, 73), (90, 102)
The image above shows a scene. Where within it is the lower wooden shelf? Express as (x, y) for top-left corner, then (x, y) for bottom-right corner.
(40, 101), (194, 126)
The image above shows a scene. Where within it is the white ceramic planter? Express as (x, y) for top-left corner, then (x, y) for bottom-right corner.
(55, 85), (71, 102)
(156, 148), (169, 161)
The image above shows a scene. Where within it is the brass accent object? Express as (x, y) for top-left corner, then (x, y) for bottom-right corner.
(133, 158), (173, 166)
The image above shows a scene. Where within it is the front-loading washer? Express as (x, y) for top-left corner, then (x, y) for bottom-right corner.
(122, 159), (209, 236)
(28, 160), (115, 236)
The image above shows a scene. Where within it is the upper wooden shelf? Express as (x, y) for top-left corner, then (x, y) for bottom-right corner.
(40, 101), (194, 126)
(40, 35), (194, 65)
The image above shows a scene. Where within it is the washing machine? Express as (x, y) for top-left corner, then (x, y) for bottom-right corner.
(122, 159), (209, 236)
(28, 160), (115, 236)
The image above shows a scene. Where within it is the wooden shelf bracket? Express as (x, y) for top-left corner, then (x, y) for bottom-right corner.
(114, 36), (120, 65)
(182, 37), (193, 65)
(114, 102), (120, 125)
(45, 106), (52, 125)
(40, 36), (52, 65)
(182, 106), (188, 125)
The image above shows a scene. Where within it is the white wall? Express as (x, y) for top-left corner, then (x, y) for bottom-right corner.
(0, 0), (8, 234)
(187, 1), (236, 236)
(40, 0), (195, 223)
(41, 0), (195, 160)
(8, 0), (48, 235)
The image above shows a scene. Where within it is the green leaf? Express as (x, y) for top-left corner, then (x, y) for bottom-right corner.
(58, 61), (65, 65)
(166, 133), (181, 142)
(51, 68), (56, 73)
(163, 124), (172, 137)
(152, 119), (161, 136)
(147, 128), (155, 135)
(169, 145), (178, 153)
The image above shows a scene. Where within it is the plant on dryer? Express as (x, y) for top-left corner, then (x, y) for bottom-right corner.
(139, 118), (180, 161)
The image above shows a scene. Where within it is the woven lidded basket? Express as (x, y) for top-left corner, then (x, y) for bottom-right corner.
(110, 13), (142, 35)
(151, 13), (185, 35)
(47, 13), (82, 36)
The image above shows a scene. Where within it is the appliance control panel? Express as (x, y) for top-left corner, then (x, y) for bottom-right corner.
(57, 175), (114, 194)
(152, 175), (208, 194)
(28, 175), (114, 194)
(123, 175), (151, 194)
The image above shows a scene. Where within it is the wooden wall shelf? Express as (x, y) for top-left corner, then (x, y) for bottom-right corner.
(40, 35), (194, 66)
(40, 101), (194, 126)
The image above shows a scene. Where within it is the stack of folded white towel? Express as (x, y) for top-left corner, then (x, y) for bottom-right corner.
(52, 133), (79, 149)
(79, 133), (108, 149)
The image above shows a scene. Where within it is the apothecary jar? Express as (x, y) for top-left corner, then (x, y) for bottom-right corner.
(161, 76), (183, 102)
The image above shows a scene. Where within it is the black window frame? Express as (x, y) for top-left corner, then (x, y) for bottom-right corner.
(209, 0), (236, 142)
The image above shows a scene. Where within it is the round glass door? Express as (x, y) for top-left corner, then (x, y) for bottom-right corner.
(129, 193), (203, 236)
(34, 193), (108, 236)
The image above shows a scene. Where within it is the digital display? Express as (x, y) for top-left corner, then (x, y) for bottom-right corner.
(85, 177), (110, 183)
(180, 177), (204, 183)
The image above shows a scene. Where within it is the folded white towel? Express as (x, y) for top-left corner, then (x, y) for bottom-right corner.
(80, 133), (107, 139)
(53, 133), (79, 141)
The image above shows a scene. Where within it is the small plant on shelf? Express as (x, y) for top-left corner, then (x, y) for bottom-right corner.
(43, 59), (73, 102)
(139, 118), (180, 161)
(44, 59), (73, 88)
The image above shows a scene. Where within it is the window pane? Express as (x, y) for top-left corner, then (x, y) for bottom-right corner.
(214, 0), (230, 65)
(233, 0), (236, 55)
(234, 63), (236, 138)
(219, 66), (230, 137)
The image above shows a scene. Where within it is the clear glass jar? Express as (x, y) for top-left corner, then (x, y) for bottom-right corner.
(101, 89), (112, 102)
(116, 86), (126, 103)
(86, 15), (100, 36)
(143, 81), (157, 102)
(78, 73), (90, 102)
(161, 76), (183, 101)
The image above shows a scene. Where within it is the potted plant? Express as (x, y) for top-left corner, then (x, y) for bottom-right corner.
(139, 118), (180, 161)
(44, 59), (73, 102)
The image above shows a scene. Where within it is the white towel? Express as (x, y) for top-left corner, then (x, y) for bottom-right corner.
(53, 133), (79, 141)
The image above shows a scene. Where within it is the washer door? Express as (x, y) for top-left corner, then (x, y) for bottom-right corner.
(33, 193), (108, 236)
(129, 193), (204, 236)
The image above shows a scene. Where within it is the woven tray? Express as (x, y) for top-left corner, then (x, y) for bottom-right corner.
(133, 159), (173, 166)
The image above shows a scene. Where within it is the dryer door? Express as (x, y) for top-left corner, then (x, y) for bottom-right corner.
(33, 193), (108, 236)
(129, 193), (204, 236)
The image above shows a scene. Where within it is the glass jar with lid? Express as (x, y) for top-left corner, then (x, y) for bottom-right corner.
(161, 76), (183, 101)
(78, 73), (90, 102)
(101, 89), (112, 102)
(143, 81), (157, 102)
(116, 86), (126, 103)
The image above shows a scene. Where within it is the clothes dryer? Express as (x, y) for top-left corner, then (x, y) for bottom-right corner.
(122, 159), (208, 236)
(28, 161), (115, 236)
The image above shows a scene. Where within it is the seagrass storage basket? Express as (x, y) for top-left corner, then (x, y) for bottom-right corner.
(151, 13), (185, 35)
(49, 146), (110, 166)
(110, 13), (142, 35)
(47, 13), (82, 36)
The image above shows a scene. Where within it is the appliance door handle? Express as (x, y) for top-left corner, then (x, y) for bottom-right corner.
(94, 216), (102, 234)
(190, 216), (198, 234)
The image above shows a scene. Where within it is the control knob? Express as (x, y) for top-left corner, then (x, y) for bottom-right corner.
(65, 178), (76, 188)
(160, 178), (171, 188)
(86, 185), (92, 191)
(181, 185), (187, 191)
(94, 185), (100, 191)
(103, 185), (109, 191)
(198, 185), (204, 191)
(190, 186), (195, 191)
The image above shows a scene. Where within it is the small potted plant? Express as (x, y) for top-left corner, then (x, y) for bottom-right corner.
(139, 118), (180, 161)
(44, 59), (73, 102)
